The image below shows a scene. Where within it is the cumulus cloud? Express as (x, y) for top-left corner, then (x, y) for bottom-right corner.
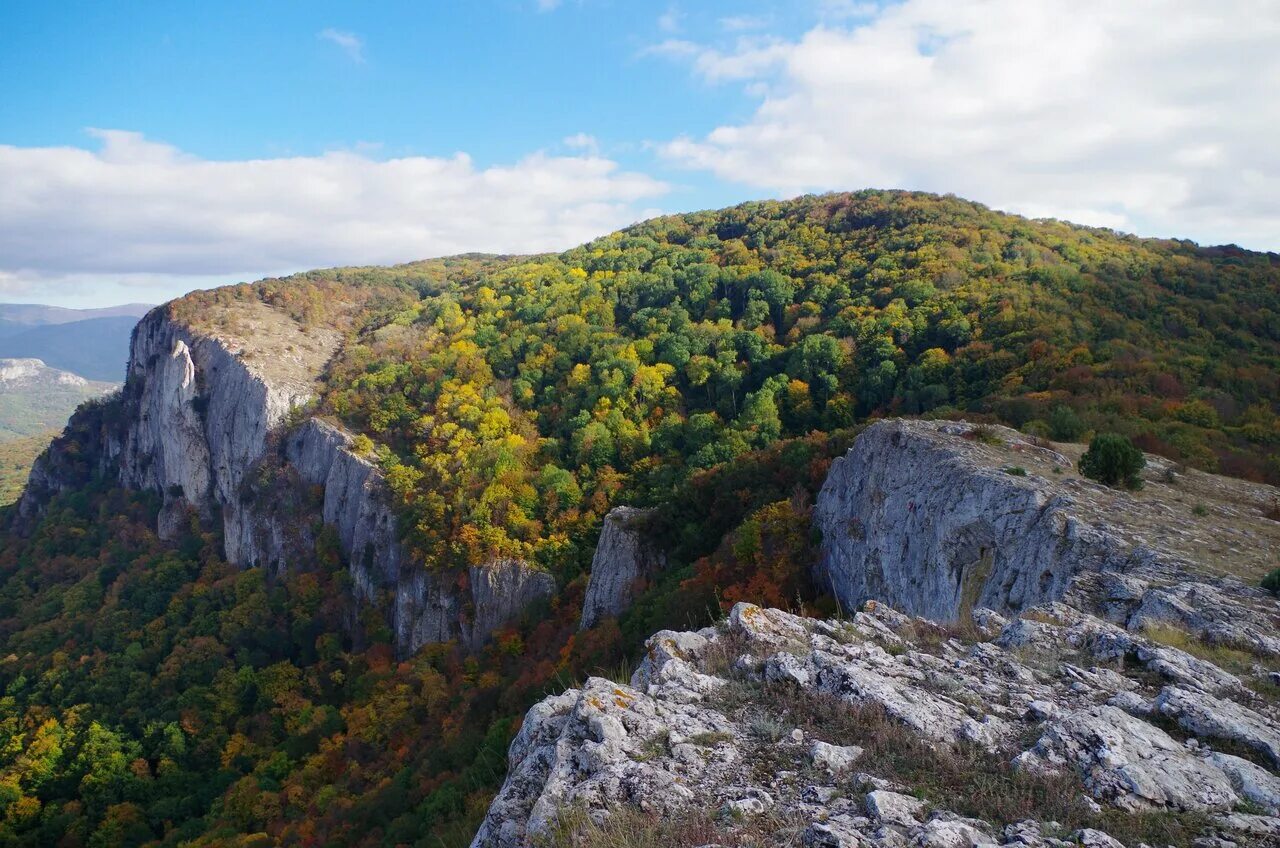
(0, 130), (668, 303)
(318, 28), (364, 62)
(657, 0), (1280, 249)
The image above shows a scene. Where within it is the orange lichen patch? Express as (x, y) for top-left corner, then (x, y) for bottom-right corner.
(612, 688), (634, 709)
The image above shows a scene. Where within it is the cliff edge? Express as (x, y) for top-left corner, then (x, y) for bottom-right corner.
(474, 420), (1280, 847)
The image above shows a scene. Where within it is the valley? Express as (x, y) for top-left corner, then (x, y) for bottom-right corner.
(1, 191), (1279, 847)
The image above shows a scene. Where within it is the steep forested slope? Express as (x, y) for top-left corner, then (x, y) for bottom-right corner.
(0, 190), (1278, 847)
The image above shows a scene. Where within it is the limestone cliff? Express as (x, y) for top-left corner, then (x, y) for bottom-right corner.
(119, 308), (319, 544)
(15, 302), (554, 656)
(813, 419), (1280, 651)
(579, 506), (665, 629)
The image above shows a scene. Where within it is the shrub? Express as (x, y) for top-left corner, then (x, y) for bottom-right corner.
(1079, 433), (1145, 489)
(1048, 405), (1086, 441)
(1262, 568), (1280, 597)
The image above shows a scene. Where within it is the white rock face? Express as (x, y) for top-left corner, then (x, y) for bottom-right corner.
(284, 419), (404, 591)
(119, 310), (312, 544)
(467, 560), (556, 650)
(580, 506), (666, 629)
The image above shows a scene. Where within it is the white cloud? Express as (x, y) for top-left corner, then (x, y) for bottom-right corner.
(318, 28), (365, 62)
(536, 0), (562, 12)
(0, 130), (668, 305)
(657, 0), (1280, 250)
(563, 132), (600, 155)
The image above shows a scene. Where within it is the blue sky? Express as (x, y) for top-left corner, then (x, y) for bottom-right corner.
(5, 2), (767, 190)
(1, 0), (1276, 307)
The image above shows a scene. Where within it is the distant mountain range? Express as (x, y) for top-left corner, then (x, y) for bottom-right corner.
(0, 302), (151, 381)
(0, 358), (117, 440)
(0, 303), (147, 504)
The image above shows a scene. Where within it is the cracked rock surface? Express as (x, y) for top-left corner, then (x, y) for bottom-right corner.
(473, 600), (1280, 847)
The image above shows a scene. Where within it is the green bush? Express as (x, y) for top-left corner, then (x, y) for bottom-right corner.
(1263, 568), (1280, 597)
(1078, 433), (1145, 489)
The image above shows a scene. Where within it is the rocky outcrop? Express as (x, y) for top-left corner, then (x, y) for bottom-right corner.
(580, 506), (665, 629)
(467, 560), (556, 649)
(815, 419), (1123, 621)
(283, 419), (404, 592)
(813, 420), (1280, 655)
(475, 419), (1280, 847)
(15, 302), (556, 657)
(474, 601), (1280, 848)
(121, 312), (311, 542)
(273, 418), (556, 655)
(1014, 704), (1239, 811)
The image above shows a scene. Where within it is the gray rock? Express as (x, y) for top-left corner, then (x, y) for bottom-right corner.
(1071, 829), (1124, 848)
(814, 420), (1139, 622)
(1015, 704), (1239, 811)
(580, 506), (665, 629)
(465, 559), (555, 650)
(804, 817), (874, 847)
(915, 812), (998, 847)
(1153, 686), (1280, 767)
(1206, 751), (1280, 814)
(866, 790), (927, 827)
(810, 740), (865, 773)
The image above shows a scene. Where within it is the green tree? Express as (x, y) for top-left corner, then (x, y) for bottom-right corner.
(1078, 433), (1145, 489)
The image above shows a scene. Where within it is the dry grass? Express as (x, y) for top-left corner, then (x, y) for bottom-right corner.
(717, 681), (1211, 846)
(929, 422), (1280, 584)
(194, 299), (343, 394)
(537, 805), (804, 848)
(1142, 622), (1265, 675)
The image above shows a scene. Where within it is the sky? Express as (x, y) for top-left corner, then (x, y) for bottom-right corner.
(1, 0), (1277, 308)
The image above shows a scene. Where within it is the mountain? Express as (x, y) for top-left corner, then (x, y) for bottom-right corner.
(0, 358), (117, 505)
(2, 191), (1279, 847)
(0, 301), (152, 328)
(0, 315), (144, 382)
(476, 420), (1280, 848)
(0, 357), (116, 440)
(0, 303), (150, 381)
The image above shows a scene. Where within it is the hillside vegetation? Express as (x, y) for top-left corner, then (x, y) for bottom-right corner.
(0, 190), (1278, 847)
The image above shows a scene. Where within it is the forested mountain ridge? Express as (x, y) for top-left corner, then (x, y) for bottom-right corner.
(2, 190), (1279, 847)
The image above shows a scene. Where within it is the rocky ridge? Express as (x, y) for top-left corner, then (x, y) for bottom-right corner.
(815, 420), (1280, 653)
(473, 598), (1280, 847)
(474, 421), (1280, 847)
(15, 303), (554, 655)
(580, 506), (666, 630)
